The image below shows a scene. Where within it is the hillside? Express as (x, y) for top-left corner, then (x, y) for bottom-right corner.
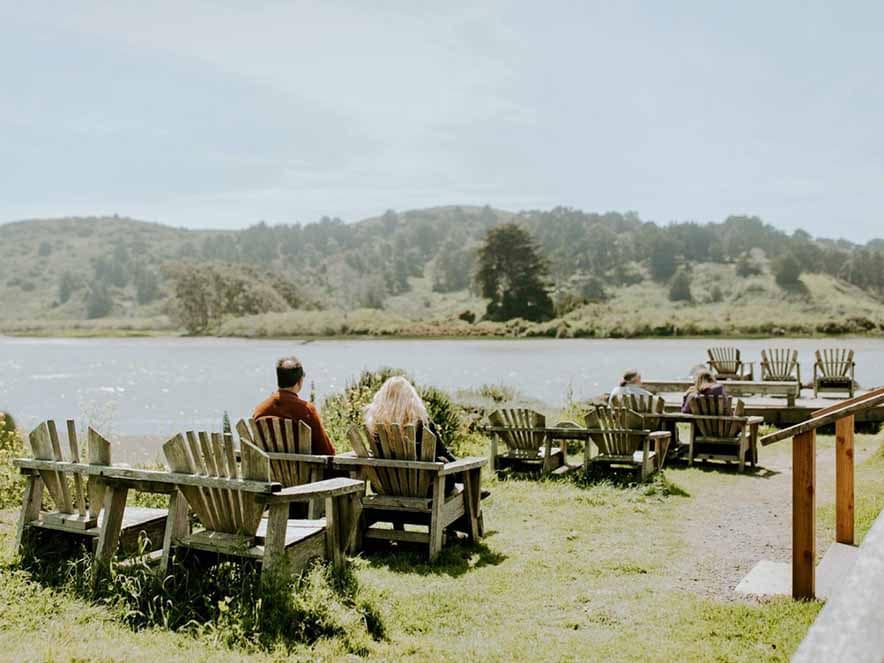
(0, 208), (882, 338)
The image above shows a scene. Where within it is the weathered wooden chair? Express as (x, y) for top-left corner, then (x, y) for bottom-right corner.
(14, 420), (167, 559)
(160, 431), (364, 580)
(707, 347), (754, 380)
(609, 393), (666, 430)
(487, 408), (566, 476)
(761, 348), (801, 384)
(333, 424), (486, 561)
(584, 406), (671, 482)
(236, 417), (330, 517)
(686, 396), (764, 471)
(814, 349), (855, 398)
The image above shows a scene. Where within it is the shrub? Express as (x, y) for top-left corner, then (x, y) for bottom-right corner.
(458, 310), (476, 324)
(735, 252), (763, 277)
(321, 368), (466, 454)
(668, 268), (693, 302)
(773, 253), (803, 288)
(477, 384), (517, 403)
(0, 415), (25, 509)
(709, 285), (724, 303)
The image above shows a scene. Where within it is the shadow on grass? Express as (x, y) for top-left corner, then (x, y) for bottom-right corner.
(672, 458), (782, 479)
(570, 468), (691, 498)
(361, 537), (507, 577)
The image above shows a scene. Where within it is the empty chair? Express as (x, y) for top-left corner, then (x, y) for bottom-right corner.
(814, 349), (855, 398)
(707, 347), (754, 381)
(160, 431), (363, 579)
(584, 405), (671, 482)
(486, 408), (565, 476)
(14, 420), (167, 559)
(761, 348), (801, 384)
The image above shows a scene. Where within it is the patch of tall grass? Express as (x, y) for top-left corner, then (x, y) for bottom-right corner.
(0, 415), (25, 509)
(15, 539), (385, 655)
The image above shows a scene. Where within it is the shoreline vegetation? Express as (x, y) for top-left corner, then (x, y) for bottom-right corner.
(1, 210), (883, 342)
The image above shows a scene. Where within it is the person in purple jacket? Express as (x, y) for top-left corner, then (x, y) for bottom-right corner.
(681, 368), (727, 413)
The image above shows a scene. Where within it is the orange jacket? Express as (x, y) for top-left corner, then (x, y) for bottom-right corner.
(252, 390), (336, 455)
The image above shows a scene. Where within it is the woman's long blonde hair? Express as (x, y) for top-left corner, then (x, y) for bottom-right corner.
(364, 376), (429, 434)
(690, 369), (717, 394)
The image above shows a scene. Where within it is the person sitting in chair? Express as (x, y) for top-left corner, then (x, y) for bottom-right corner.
(253, 356), (336, 455)
(608, 369), (653, 406)
(681, 368), (727, 413)
(364, 376), (454, 462)
(364, 376), (489, 499)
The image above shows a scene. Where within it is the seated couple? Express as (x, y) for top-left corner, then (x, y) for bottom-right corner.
(252, 356), (456, 460)
(608, 368), (726, 413)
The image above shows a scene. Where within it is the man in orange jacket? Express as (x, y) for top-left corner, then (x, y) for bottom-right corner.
(252, 356), (336, 455)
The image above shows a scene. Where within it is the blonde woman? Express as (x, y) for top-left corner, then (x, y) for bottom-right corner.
(681, 368), (727, 413)
(364, 376), (454, 462)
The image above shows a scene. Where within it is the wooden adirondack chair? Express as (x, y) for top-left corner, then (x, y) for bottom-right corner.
(160, 431), (364, 580)
(236, 417), (330, 517)
(814, 349), (855, 398)
(487, 408), (566, 475)
(14, 420), (167, 558)
(334, 423), (486, 561)
(686, 396), (763, 471)
(609, 393), (666, 431)
(584, 406), (670, 481)
(761, 348), (801, 384)
(707, 347), (754, 380)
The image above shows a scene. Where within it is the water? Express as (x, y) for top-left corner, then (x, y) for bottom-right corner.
(1, 336), (882, 436)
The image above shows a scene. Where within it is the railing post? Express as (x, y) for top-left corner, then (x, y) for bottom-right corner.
(835, 415), (855, 545)
(793, 429), (816, 599)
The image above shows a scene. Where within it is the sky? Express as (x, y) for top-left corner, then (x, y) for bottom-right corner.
(1, 1), (882, 241)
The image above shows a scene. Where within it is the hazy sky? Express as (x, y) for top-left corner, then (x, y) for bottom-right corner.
(2, 1), (882, 241)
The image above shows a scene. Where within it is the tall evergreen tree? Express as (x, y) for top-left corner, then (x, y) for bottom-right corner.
(475, 224), (554, 322)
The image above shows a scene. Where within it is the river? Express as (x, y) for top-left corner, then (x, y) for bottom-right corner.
(2, 336), (882, 438)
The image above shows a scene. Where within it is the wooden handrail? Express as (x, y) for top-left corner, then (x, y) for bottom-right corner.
(760, 389), (884, 446)
(811, 385), (884, 418)
(755, 385), (884, 600)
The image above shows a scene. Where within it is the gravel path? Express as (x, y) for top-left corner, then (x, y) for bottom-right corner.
(670, 438), (879, 601)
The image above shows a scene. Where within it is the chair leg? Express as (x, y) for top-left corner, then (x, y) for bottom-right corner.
(15, 475), (43, 556)
(159, 490), (189, 577)
(262, 503), (290, 582)
(429, 476), (446, 561)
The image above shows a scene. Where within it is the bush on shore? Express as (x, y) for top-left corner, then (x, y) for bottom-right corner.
(322, 368), (467, 455)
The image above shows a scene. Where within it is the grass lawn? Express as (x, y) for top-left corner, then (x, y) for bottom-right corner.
(1, 432), (882, 662)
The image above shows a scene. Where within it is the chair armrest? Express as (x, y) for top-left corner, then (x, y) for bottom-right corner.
(258, 477), (364, 504)
(648, 431), (671, 440)
(747, 416), (765, 425)
(439, 456), (488, 476)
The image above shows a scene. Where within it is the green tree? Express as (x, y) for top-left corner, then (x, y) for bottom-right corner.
(668, 268), (693, 302)
(57, 271), (78, 304)
(649, 236), (679, 281)
(475, 224), (554, 322)
(773, 253), (803, 288)
(85, 282), (113, 318)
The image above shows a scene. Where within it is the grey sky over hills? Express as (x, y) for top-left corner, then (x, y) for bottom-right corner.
(2, 1), (882, 241)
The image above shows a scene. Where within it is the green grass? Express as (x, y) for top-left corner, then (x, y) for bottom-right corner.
(1, 429), (882, 661)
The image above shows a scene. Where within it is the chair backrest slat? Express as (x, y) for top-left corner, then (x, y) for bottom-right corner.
(489, 408), (546, 456)
(164, 432), (266, 537)
(348, 423), (436, 498)
(238, 416), (317, 488)
(688, 396), (745, 440)
(762, 348), (798, 381)
(816, 348), (854, 378)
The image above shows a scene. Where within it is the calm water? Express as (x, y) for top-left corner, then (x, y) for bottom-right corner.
(2, 336), (882, 436)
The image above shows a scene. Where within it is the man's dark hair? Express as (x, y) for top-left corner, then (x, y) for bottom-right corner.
(276, 356), (305, 389)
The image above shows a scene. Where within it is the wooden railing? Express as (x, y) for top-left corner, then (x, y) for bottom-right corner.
(760, 386), (884, 599)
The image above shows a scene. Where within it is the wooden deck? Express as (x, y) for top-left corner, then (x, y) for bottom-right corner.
(648, 389), (884, 427)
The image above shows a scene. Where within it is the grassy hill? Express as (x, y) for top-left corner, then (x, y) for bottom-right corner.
(0, 209), (882, 338)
